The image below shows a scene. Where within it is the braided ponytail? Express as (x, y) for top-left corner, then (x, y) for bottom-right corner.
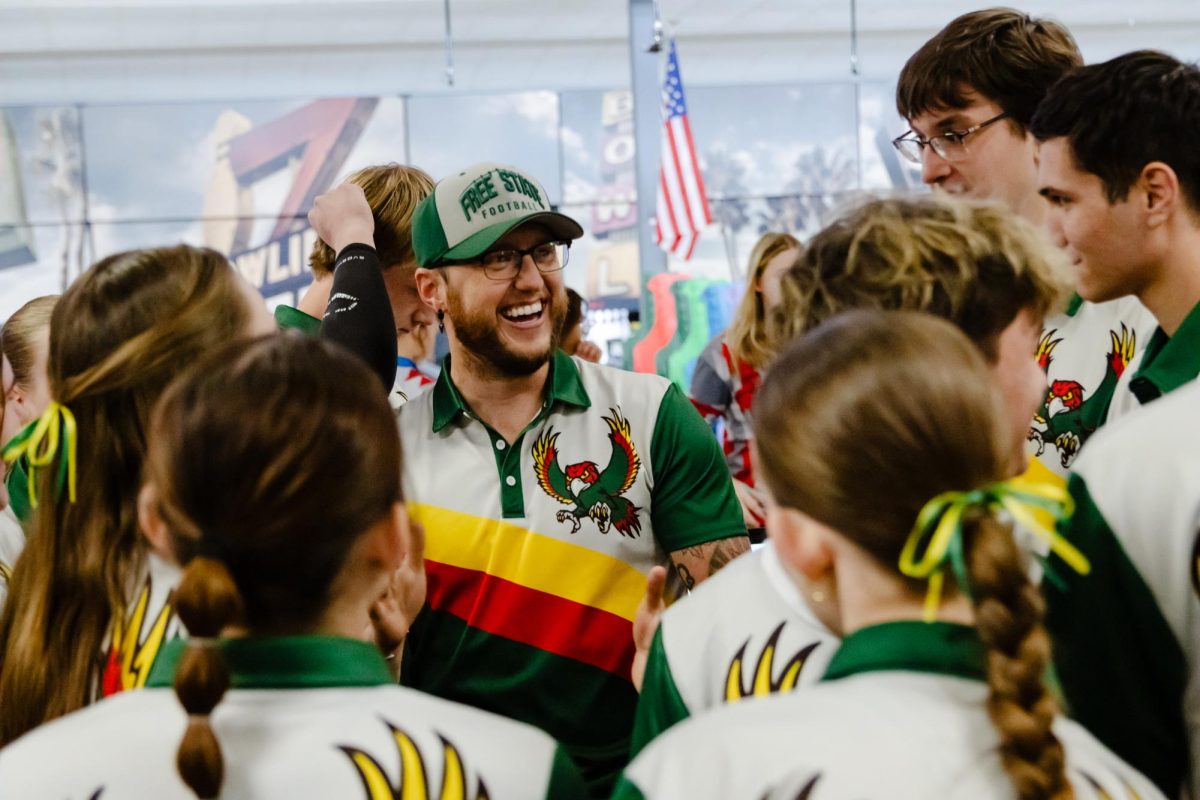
(965, 513), (1072, 800)
(173, 556), (243, 799)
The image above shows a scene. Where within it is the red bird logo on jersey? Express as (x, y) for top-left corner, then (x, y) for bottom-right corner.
(532, 409), (643, 537)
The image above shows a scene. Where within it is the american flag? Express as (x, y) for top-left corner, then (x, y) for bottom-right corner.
(655, 38), (712, 260)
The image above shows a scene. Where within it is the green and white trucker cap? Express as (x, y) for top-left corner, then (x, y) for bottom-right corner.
(413, 162), (584, 267)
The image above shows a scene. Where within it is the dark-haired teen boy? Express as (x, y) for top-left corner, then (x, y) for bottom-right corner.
(1032, 50), (1200, 798)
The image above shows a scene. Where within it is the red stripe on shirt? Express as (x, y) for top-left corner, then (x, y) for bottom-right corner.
(425, 559), (635, 681)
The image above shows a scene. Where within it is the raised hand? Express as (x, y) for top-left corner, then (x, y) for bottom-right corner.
(308, 183), (375, 255)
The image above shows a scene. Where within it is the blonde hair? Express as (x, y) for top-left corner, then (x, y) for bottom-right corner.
(308, 163), (434, 277)
(725, 232), (800, 369)
(769, 196), (1069, 362)
(1, 294), (58, 395)
(0, 247), (253, 746)
(756, 310), (1072, 800)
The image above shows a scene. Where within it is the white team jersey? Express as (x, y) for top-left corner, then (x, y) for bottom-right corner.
(0, 505), (23, 610)
(620, 623), (1164, 800)
(1050, 378), (1200, 796)
(635, 541), (836, 751)
(96, 551), (182, 699)
(0, 637), (583, 799)
(1027, 295), (1157, 479)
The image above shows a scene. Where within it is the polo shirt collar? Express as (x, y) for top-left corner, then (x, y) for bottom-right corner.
(430, 349), (591, 433)
(146, 635), (394, 689)
(1065, 293), (1084, 318)
(822, 621), (986, 683)
(1133, 299), (1200, 400)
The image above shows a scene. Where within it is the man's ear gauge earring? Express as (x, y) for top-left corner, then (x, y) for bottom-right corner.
(437, 309), (445, 333)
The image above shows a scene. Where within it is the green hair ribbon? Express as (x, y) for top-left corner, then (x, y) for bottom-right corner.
(898, 480), (1090, 622)
(1, 401), (78, 508)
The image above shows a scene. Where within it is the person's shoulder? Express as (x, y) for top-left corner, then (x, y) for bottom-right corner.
(661, 546), (766, 626)
(0, 689), (178, 769)
(1053, 716), (1169, 798)
(357, 683), (561, 750)
(1076, 378), (1200, 476)
(573, 356), (675, 404)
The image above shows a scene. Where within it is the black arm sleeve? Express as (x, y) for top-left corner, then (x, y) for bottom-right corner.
(318, 243), (397, 393)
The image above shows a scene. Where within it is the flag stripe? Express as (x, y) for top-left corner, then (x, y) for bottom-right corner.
(679, 117), (713, 221)
(426, 559), (636, 679)
(654, 39), (711, 260)
(664, 124), (698, 234)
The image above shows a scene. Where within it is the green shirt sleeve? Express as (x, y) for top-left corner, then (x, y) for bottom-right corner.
(274, 304), (322, 335)
(545, 744), (590, 799)
(1045, 473), (1187, 798)
(629, 625), (691, 760)
(608, 776), (647, 800)
(648, 383), (746, 551)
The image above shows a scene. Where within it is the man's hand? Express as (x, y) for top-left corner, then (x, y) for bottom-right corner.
(733, 478), (767, 528)
(369, 521), (427, 661)
(308, 183), (375, 255)
(631, 566), (667, 692)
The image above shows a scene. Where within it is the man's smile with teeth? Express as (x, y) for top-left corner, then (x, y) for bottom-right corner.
(502, 300), (544, 320)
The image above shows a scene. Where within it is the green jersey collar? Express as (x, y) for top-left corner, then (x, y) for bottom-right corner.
(274, 305), (322, 336)
(430, 349), (591, 433)
(5, 452), (31, 523)
(146, 635), (394, 689)
(1065, 294), (1084, 318)
(822, 621), (986, 683)
(1131, 299), (1200, 403)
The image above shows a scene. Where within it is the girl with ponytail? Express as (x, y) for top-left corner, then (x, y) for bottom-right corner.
(0, 246), (272, 745)
(617, 311), (1162, 800)
(0, 334), (584, 799)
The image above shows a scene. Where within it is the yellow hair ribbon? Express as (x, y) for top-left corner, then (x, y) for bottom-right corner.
(898, 480), (1089, 622)
(1, 401), (78, 508)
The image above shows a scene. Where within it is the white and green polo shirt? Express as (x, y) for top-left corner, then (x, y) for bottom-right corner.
(1026, 295), (1157, 479)
(91, 551), (183, 701)
(615, 622), (1164, 800)
(631, 540), (837, 756)
(1104, 298), (1200, 424)
(397, 349), (745, 796)
(1044, 377), (1200, 798)
(0, 636), (585, 799)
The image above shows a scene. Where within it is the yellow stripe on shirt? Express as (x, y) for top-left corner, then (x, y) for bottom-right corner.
(411, 503), (646, 622)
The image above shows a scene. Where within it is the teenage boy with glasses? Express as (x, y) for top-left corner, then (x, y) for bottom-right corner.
(396, 162), (748, 798)
(894, 7), (1157, 478)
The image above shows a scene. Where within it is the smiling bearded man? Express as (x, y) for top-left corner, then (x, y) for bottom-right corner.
(396, 162), (748, 798)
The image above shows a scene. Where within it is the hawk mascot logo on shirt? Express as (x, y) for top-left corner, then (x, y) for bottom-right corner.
(340, 721), (487, 800)
(1027, 325), (1136, 468)
(533, 408), (643, 537)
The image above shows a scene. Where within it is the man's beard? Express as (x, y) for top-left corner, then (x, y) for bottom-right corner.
(446, 287), (568, 377)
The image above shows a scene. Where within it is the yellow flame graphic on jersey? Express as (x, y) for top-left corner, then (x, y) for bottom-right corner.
(0, 561), (11, 582)
(724, 622), (820, 702)
(340, 722), (489, 800)
(109, 577), (175, 691)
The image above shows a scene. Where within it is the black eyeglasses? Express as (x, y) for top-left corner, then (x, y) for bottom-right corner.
(892, 112), (1009, 164)
(441, 241), (571, 281)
